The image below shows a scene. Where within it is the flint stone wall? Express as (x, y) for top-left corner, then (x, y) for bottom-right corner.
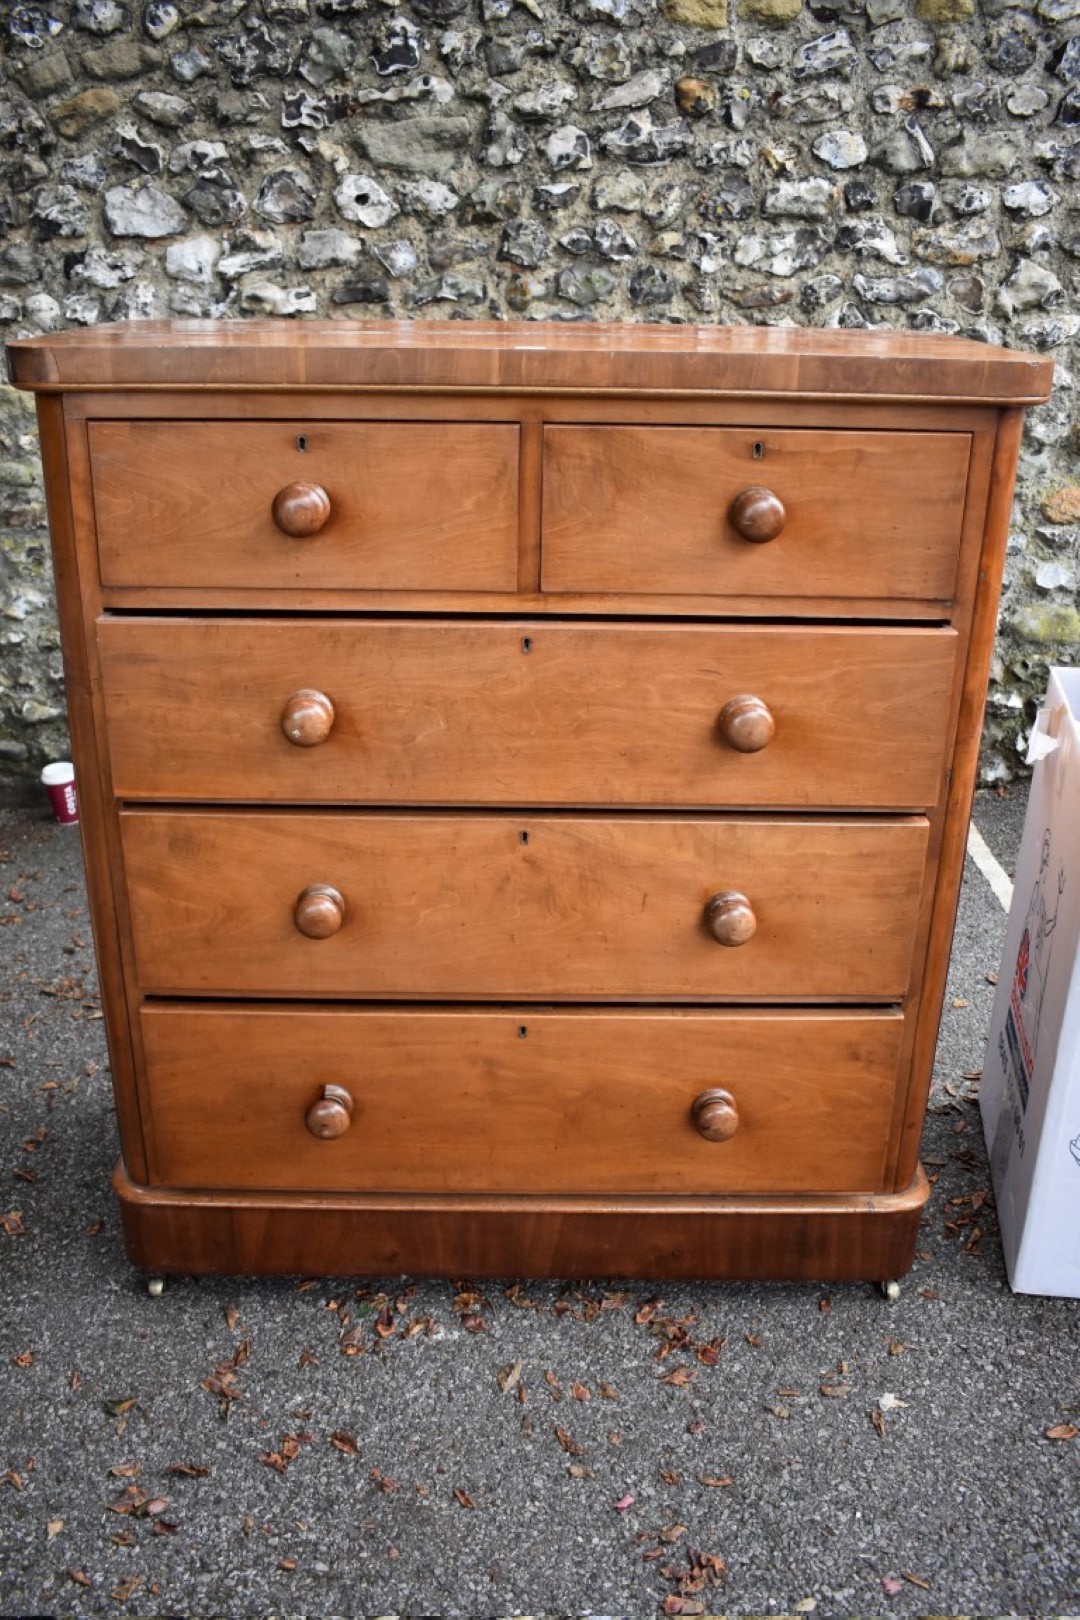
(1, 0), (1078, 789)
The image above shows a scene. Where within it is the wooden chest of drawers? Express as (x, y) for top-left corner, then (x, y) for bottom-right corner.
(9, 320), (1052, 1282)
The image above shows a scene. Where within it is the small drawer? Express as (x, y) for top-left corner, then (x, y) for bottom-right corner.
(541, 425), (971, 602)
(88, 420), (519, 593)
(140, 1003), (905, 1196)
(99, 617), (958, 811)
(120, 810), (929, 1001)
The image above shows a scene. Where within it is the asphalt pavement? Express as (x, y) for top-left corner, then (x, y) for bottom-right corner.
(1, 785), (1078, 1618)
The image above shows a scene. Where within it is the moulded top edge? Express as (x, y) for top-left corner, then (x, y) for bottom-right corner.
(5, 317), (1055, 403)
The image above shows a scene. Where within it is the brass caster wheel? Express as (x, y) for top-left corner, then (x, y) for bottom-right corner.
(880, 1279), (901, 1303)
(147, 1277), (166, 1298)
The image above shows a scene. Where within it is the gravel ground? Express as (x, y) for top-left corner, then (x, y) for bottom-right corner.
(1, 786), (1078, 1619)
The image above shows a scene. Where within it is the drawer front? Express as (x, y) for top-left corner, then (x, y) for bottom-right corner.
(88, 420), (520, 592)
(120, 811), (928, 1000)
(99, 617), (957, 811)
(542, 426), (971, 601)
(140, 1004), (904, 1196)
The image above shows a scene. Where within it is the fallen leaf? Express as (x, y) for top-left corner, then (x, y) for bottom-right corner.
(659, 1523), (688, 1543)
(297, 1348), (318, 1369)
(598, 1381), (618, 1400)
(460, 1313), (487, 1334)
(102, 1397), (137, 1417)
(11, 1350), (33, 1368)
(819, 1382), (851, 1399)
(951, 997), (969, 1008)
(110, 1575), (142, 1601)
(659, 1467), (682, 1485)
(878, 1393), (908, 1413)
(568, 1463), (592, 1478)
(144, 1497), (169, 1516)
(152, 1518), (179, 1536)
(224, 1304), (241, 1330)
(698, 1475), (733, 1488)
(661, 1598), (704, 1616)
(871, 1409), (886, 1439)
(163, 1463), (209, 1478)
(2, 1211), (28, 1236)
(68, 1570), (91, 1587)
(660, 1366), (696, 1387)
(108, 1462), (140, 1479)
(47, 1518), (64, 1540)
(555, 1425), (584, 1456)
(881, 1575), (904, 1596)
(278, 1558), (297, 1572)
(795, 1600), (817, 1613)
(614, 1493), (635, 1512)
(453, 1488), (476, 1508)
(330, 1430), (359, 1456)
(902, 1571), (931, 1590)
(497, 1360), (523, 1393)
(1046, 1423), (1079, 1442)
(571, 1381), (590, 1401)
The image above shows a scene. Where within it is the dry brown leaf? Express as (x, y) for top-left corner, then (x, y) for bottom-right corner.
(224, 1304), (241, 1330)
(68, 1570), (91, 1587)
(902, 1571), (931, 1590)
(278, 1557), (297, 1572)
(47, 1518), (64, 1540)
(11, 1350), (33, 1369)
(454, 1487), (476, 1508)
(330, 1430), (359, 1456)
(659, 1523), (688, 1542)
(660, 1366), (696, 1387)
(1046, 1423), (1079, 1441)
(599, 1381), (619, 1400)
(819, 1382), (851, 1399)
(497, 1360), (523, 1393)
(699, 1475), (733, 1488)
(571, 1381), (590, 1401)
(163, 1462), (209, 1477)
(555, 1425), (585, 1456)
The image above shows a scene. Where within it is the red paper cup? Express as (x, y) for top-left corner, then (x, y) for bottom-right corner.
(41, 761), (79, 825)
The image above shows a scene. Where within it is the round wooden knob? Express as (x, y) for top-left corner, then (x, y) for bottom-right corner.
(281, 689), (335, 748)
(294, 883), (346, 939)
(692, 1088), (740, 1142)
(717, 694), (775, 754)
(305, 1083), (354, 1140)
(272, 481), (331, 538)
(704, 890), (757, 946)
(729, 486), (785, 543)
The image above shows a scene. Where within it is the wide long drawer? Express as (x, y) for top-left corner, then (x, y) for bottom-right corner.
(120, 811), (928, 1000)
(98, 618), (958, 811)
(139, 1004), (905, 1196)
(88, 420), (520, 592)
(542, 425), (971, 602)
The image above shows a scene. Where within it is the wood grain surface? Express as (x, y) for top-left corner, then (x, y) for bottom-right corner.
(114, 1160), (932, 1281)
(89, 419), (519, 591)
(139, 1004), (905, 1195)
(9, 319), (1053, 404)
(119, 810), (929, 1000)
(542, 426), (971, 601)
(97, 617), (959, 810)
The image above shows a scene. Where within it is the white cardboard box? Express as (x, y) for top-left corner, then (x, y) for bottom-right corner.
(981, 666), (1080, 1297)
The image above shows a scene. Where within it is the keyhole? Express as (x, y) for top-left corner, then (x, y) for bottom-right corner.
(296, 435), (308, 452)
(752, 440), (765, 460)
(521, 637), (532, 654)
(520, 830), (529, 845)
(519, 1025), (528, 1039)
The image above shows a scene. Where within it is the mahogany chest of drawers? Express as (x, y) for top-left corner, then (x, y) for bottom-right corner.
(9, 320), (1052, 1282)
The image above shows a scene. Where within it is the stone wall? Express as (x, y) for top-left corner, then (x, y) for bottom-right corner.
(1, 0), (1078, 791)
